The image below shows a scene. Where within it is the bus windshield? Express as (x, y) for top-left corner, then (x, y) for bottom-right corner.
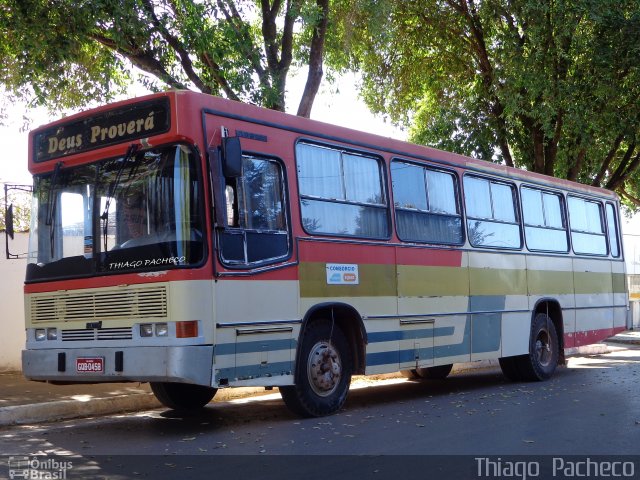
(26, 144), (205, 282)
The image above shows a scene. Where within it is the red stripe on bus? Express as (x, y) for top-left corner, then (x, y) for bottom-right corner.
(24, 269), (212, 294)
(299, 242), (462, 267)
(565, 326), (625, 348)
(299, 242), (396, 264)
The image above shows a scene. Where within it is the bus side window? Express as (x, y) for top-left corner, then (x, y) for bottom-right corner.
(464, 176), (521, 249)
(218, 155), (289, 266)
(521, 187), (569, 253)
(568, 196), (607, 255)
(391, 160), (463, 245)
(296, 142), (389, 239)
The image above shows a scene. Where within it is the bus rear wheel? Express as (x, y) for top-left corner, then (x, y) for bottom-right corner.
(499, 312), (559, 382)
(280, 319), (353, 417)
(150, 382), (217, 410)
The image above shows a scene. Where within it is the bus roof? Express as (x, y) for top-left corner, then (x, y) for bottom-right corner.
(28, 90), (618, 201)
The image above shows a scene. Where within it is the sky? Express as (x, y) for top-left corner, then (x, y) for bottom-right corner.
(0, 72), (405, 186)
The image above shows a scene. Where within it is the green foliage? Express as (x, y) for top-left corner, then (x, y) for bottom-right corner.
(337, 0), (640, 204)
(0, 0), (334, 117)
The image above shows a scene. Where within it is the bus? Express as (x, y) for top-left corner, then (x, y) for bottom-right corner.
(21, 91), (627, 417)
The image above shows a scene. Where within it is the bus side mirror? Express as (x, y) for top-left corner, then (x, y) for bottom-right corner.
(5, 204), (14, 240)
(222, 137), (242, 178)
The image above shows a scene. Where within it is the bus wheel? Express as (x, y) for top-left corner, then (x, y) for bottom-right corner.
(280, 320), (353, 417)
(150, 382), (217, 410)
(415, 364), (453, 380)
(501, 312), (559, 382)
(400, 369), (420, 379)
(527, 312), (559, 380)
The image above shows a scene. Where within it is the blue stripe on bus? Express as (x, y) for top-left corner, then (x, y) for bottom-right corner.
(469, 296), (504, 354)
(368, 326), (455, 343)
(216, 360), (293, 381)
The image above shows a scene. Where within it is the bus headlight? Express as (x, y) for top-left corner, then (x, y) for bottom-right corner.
(155, 323), (169, 337)
(35, 329), (47, 341)
(140, 324), (154, 337)
(46, 328), (58, 340)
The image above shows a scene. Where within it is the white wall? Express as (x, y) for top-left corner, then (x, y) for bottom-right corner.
(0, 232), (29, 371)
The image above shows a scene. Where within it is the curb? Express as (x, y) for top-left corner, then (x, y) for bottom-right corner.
(605, 337), (640, 346)
(0, 387), (273, 427)
(0, 393), (161, 427)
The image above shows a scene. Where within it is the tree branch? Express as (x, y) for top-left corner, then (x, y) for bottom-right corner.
(261, 0), (282, 71)
(592, 134), (624, 186)
(296, 0), (329, 117)
(607, 143), (638, 191)
(90, 32), (187, 90)
(216, 0), (268, 86)
(139, 0), (211, 94)
(567, 146), (586, 182)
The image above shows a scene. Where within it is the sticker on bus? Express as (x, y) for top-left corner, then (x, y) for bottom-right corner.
(76, 357), (105, 374)
(326, 263), (359, 285)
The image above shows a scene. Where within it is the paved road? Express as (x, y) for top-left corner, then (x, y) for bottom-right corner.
(1, 347), (639, 478)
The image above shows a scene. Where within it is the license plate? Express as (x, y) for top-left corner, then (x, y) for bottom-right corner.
(76, 357), (104, 374)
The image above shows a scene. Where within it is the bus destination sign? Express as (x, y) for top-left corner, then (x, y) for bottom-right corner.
(33, 98), (171, 163)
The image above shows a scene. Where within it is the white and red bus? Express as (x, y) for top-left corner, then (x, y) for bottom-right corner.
(21, 91), (627, 417)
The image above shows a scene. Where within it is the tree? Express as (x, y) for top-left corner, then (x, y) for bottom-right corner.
(339, 0), (640, 206)
(0, 0), (331, 117)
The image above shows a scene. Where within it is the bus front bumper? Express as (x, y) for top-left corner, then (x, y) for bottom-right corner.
(22, 345), (214, 385)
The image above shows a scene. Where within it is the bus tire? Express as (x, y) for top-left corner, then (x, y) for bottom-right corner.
(400, 369), (420, 379)
(280, 320), (353, 417)
(501, 312), (559, 382)
(150, 382), (217, 410)
(415, 364), (453, 380)
(499, 356), (523, 381)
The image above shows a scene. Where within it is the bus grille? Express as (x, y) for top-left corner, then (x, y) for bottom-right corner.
(61, 327), (134, 341)
(30, 286), (168, 323)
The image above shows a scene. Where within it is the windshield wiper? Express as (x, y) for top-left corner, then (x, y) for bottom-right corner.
(100, 143), (141, 252)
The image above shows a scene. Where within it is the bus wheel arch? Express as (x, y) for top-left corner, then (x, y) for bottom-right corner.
(280, 303), (366, 417)
(298, 303), (367, 375)
(499, 299), (563, 382)
(533, 299), (565, 365)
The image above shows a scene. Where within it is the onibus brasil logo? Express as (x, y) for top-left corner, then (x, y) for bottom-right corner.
(8, 456), (73, 479)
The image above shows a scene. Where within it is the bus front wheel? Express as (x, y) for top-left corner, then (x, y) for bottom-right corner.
(150, 382), (217, 410)
(280, 320), (353, 417)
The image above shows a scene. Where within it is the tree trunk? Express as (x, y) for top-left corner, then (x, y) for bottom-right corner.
(296, 0), (329, 117)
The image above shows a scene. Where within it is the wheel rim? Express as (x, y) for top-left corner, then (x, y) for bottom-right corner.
(307, 340), (342, 397)
(535, 329), (552, 367)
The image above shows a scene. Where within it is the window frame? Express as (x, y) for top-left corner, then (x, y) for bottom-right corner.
(520, 185), (570, 254)
(217, 151), (292, 269)
(605, 201), (621, 258)
(390, 158), (464, 246)
(567, 194), (608, 257)
(463, 174), (523, 250)
(295, 139), (391, 240)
